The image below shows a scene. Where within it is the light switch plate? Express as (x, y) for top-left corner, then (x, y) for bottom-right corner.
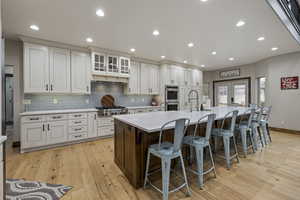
(53, 98), (58, 104)
(23, 99), (31, 105)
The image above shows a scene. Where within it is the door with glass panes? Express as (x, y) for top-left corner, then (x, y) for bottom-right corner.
(214, 79), (249, 107)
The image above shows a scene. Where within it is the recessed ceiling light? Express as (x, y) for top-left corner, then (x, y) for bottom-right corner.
(161, 56), (165, 59)
(130, 48), (136, 52)
(271, 47), (278, 51)
(86, 37), (93, 43)
(188, 42), (194, 47)
(201, 64), (205, 67)
(236, 20), (246, 27)
(183, 60), (187, 64)
(30, 25), (39, 31)
(153, 30), (160, 36)
(257, 37), (265, 41)
(229, 57), (235, 61)
(96, 9), (105, 17)
(201, 0), (208, 2)
(211, 51), (217, 55)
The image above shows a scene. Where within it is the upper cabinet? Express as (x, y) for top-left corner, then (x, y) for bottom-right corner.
(125, 61), (140, 95)
(191, 69), (203, 86)
(140, 63), (160, 95)
(71, 51), (91, 94)
(24, 43), (91, 94)
(91, 52), (130, 78)
(49, 48), (71, 93)
(24, 43), (49, 93)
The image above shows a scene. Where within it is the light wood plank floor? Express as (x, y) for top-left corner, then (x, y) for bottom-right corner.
(6, 131), (300, 200)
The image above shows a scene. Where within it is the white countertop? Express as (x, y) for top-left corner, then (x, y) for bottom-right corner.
(114, 106), (249, 133)
(20, 108), (98, 116)
(126, 105), (163, 110)
(0, 136), (7, 144)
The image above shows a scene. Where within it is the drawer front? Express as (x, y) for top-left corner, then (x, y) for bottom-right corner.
(47, 114), (68, 121)
(68, 113), (87, 120)
(97, 126), (114, 137)
(69, 126), (87, 133)
(69, 132), (87, 141)
(98, 117), (114, 127)
(69, 119), (87, 126)
(22, 115), (45, 123)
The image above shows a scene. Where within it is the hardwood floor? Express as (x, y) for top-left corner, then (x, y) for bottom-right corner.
(6, 131), (300, 200)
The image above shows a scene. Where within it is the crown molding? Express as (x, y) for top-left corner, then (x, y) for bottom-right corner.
(18, 35), (89, 53)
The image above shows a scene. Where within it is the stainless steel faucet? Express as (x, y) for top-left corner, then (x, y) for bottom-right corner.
(188, 89), (200, 112)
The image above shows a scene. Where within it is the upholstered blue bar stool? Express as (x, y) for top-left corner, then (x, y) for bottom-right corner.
(212, 110), (239, 169)
(183, 113), (216, 189)
(259, 106), (272, 144)
(235, 108), (256, 157)
(144, 118), (191, 200)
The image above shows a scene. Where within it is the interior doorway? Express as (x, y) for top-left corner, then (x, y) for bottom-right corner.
(213, 78), (251, 107)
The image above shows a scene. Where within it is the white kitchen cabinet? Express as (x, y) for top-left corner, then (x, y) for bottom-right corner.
(49, 48), (71, 93)
(21, 123), (47, 148)
(169, 66), (178, 85)
(119, 57), (130, 76)
(71, 51), (91, 94)
(126, 61), (140, 94)
(140, 63), (160, 95)
(149, 65), (160, 95)
(107, 55), (119, 73)
(92, 52), (106, 74)
(88, 112), (98, 138)
(184, 69), (193, 86)
(192, 69), (203, 86)
(24, 43), (49, 93)
(47, 121), (68, 145)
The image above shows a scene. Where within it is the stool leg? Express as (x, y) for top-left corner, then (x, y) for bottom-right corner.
(189, 146), (194, 165)
(266, 123), (272, 142)
(223, 136), (231, 169)
(257, 126), (264, 148)
(180, 153), (191, 196)
(260, 124), (268, 145)
(249, 130), (256, 153)
(233, 136), (240, 163)
(195, 146), (204, 188)
(162, 158), (171, 200)
(251, 125), (258, 151)
(240, 128), (248, 158)
(208, 144), (217, 178)
(144, 151), (151, 188)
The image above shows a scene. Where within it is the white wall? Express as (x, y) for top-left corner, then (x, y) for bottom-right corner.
(204, 51), (300, 131)
(4, 40), (23, 141)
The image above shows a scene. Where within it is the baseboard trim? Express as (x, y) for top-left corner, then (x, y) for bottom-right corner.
(270, 127), (300, 134)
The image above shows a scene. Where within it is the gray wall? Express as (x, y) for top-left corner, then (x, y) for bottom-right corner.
(204, 51), (300, 131)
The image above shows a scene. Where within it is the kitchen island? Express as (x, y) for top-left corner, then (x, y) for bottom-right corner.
(113, 106), (249, 188)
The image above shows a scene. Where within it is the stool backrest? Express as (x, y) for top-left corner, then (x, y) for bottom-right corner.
(220, 110), (239, 132)
(159, 118), (190, 153)
(193, 113), (216, 141)
(262, 106), (272, 122)
(245, 108), (256, 128)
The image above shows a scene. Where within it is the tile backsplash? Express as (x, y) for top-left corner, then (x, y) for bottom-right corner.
(24, 82), (154, 111)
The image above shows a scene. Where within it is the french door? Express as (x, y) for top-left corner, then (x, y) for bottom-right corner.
(214, 79), (250, 107)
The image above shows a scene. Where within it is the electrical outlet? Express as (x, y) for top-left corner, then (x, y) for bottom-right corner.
(142, 98), (145, 102)
(53, 98), (58, 104)
(86, 99), (90, 104)
(23, 99), (31, 105)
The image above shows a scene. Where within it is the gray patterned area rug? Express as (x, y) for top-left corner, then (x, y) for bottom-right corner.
(6, 179), (72, 200)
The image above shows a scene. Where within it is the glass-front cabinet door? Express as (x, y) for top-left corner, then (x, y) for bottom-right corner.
(92, 52), (106, 74)
(107, 55), (119, 73)
(119, 57), (130, 76)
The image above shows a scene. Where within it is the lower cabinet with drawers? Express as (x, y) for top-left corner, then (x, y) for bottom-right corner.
(20, 110), (108, 153)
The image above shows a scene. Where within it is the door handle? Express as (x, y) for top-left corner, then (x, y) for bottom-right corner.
(50, 84), (53, 91)
(46, 84), (49, 91)
(231, 97), (234, 103)
(47, 124), (50, 131)
(43, 124), (45, 132)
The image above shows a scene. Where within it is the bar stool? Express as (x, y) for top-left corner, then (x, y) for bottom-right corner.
(212, 110), (239, 169)
(183, 113), (216, 189)
(259, 106), (272, 144)
(144, 118), (191, 200)
(235, 108), (256, 157)
(251, 107), (265, 149)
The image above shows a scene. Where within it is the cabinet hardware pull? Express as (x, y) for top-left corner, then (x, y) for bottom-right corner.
(53, 116), (61, 119)
(47, 124), (50, 131)
(74, 128), (82, 131)
(87, 86), (89, 92)
(74, 114), (81, 117)
(46, 84), (49, 91)
(50, 84), (53, 91)
(74, 135), (82, 138)
(43, 124), (45, 132)
(30, 117), (39, 121)
(74, 121), (81, 124)
(94, 114), (96, 120)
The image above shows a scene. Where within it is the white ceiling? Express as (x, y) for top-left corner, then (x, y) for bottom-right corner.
(3, 0), (300, 71)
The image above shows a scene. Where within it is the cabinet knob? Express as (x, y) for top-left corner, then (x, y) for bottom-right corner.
(45, 84), (49, 91)
(50, 84), (53, 91)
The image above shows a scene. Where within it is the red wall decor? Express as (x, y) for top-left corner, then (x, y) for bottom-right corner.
(280, 76), (299, 90)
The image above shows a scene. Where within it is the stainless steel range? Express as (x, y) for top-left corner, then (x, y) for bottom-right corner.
(96, 106), (128, 116)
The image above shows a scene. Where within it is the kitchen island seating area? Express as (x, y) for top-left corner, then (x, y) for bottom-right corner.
(113, 106), (273, 200)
